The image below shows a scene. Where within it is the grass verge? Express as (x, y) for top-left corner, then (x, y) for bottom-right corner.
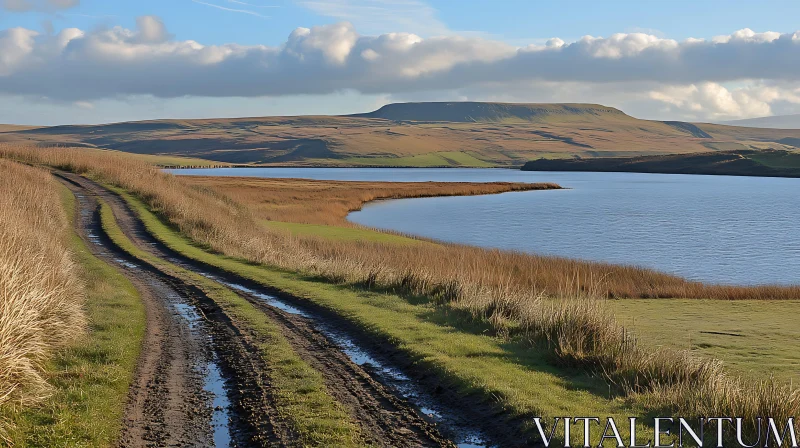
(1, 183), (145, 447)
(98, 201), (363, 446)
(264, 220), (434, 246)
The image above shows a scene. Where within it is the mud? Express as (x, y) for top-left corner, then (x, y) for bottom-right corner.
(59, 171), (514, 447)
(60, 174), (284, 447)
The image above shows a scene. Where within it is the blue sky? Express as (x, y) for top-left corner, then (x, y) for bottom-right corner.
(5, 0), (800, 44)
(6, 0), (800, 45)
(2, 0), (800, 124)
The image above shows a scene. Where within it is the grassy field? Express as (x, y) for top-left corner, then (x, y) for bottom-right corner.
(612, 299), (800, 383)
(340, 151), (496, 167)
(265, 221), (432, 246)
(2, 182), (145, 446)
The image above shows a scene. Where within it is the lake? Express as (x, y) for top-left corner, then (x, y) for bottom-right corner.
(170, 168), (800, 285)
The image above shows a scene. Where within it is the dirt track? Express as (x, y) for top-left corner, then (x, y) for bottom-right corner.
(59, 171), (456, 447)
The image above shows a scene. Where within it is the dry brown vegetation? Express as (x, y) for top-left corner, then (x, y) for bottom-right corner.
(184, 176), (558, 225)
(0, 159), (85, 437)
(3, 102), (800, 166)
(3, 145), (798, 441)
(186, 175), (800, 301)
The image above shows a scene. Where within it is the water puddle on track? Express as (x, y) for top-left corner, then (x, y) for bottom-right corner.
(79, 188), (490, 446)
(173, 302), (233, 447)
(193, 271), (493, 448)
(76, 193), (234, 447)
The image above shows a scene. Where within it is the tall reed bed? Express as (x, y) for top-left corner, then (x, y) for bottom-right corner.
(0, 160), (85, 436)
(3, 145), (798, 441)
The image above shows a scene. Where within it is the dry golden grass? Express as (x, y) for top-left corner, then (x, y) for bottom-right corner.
(0, 159), (85, 438)
(184, 176), (558, 225)
(5, 105), (800, 166)
(185, 175), (800, 301)
(3, 145), (798, 441)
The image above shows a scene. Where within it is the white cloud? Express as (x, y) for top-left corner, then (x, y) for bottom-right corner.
(134, 16), (172, 44)
(648, 83), (770, 120)
(646, 82), (800, 120)
(2, 18), (800, 120)
(1, 0), (77, 11)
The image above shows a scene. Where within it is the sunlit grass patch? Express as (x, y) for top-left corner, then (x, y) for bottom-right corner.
(264, 220), (433, 246)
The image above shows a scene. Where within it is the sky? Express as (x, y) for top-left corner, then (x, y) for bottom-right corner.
(1, 0), (800, 125)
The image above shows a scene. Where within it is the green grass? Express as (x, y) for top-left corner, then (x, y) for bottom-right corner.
(612, 299), (800, 383)
(98, 200), (363, 447)
(264, 221), (435, 246)
(114, 188), (657, 444)
(341, 151), (496, 167)
(749, 151), (800, 171)
(2, 184), (145, 447)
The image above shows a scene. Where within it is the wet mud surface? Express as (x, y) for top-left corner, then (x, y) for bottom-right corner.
(59, 171), (513, 447)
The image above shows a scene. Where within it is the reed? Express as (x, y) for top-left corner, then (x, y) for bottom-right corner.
(3, 145), (798, 441)
(0, 159), (85, 438)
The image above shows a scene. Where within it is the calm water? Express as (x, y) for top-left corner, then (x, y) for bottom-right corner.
(171, 168), (800, 285)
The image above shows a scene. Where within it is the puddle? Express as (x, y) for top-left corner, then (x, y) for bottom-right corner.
(80, 201), (234, 448)
(114, 258), (140, 269)
(195, 272), (493, 447)
(76, 188), (490, 447)
(205, 358), (233, 447)
(171, 301), (233, 447)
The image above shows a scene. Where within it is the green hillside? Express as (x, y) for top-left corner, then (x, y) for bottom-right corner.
(2, 102), (800, 167)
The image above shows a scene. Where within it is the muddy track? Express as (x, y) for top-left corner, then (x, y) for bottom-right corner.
(58, 172), (457, 448)
(59, 173), (283, 447)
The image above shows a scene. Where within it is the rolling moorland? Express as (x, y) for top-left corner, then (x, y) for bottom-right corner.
(522, 149), (800, 177)
(2, 144), (800, 446)
(3, 102), (800, 168)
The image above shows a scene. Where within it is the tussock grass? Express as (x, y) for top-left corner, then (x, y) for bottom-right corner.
(4, 185), (145, 446)
(184, 176), (556, 225)
(0, 160), (85, 439)
(4, 145), (800, 441)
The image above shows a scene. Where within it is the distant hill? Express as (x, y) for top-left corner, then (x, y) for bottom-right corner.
(0, 124), (43, 132)
(353, 102), (631, 123)
(522, 149), (800, 178)
(722, 114), (800, 129)
(2, 102), (800, 167)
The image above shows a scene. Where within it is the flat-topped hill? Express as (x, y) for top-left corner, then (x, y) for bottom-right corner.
(354, 102), (631, 123)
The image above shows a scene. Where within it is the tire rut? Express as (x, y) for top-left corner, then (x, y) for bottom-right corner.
(58, 173), (286, 447)
(59, 172), (456, 447)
